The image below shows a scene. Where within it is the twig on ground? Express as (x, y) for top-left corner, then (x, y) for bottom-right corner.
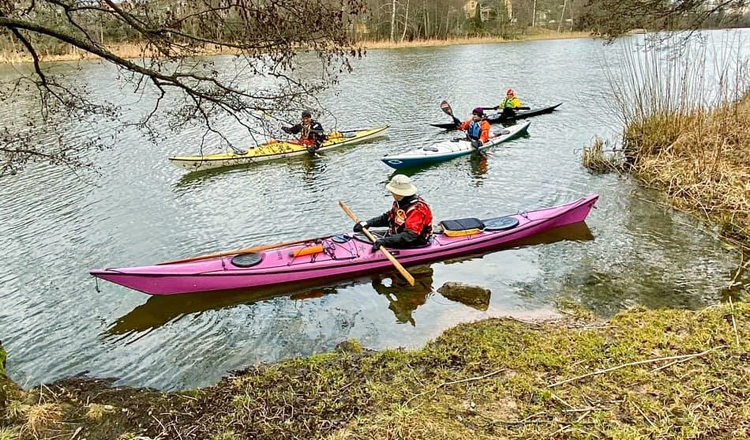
(729, 296), (741, 349)
(405, 368), (506, 406)
(550, 347), (725, 387)
(551, 393), (575, 410)
(650, 346), (727, 373)
(632, 401), (655, 428)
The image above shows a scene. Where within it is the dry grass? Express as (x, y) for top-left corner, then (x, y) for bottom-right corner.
(22, 403), (63, 437)
(595, 35), (750, 245)
(0, 427), (21, 440)
(0, 42), (243, 64)
(624, 96), (750, 242)
(359, 32), (589, 50)
(582, 136), (622, 174)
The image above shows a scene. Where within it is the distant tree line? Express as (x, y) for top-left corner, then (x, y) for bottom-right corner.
(2, 0), (748, 57)
(351, 0), (750, 43)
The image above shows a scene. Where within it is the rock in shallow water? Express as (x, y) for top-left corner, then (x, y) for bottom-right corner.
(437, 282), (491, 311)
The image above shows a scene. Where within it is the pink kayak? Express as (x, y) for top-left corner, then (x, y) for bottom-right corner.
(90, 195), (598, 296)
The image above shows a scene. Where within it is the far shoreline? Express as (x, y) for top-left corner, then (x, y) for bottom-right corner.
(0, 31), (593, 65)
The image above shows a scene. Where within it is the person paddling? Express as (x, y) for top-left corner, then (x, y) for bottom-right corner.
(282, 111), (326, 154)
(498, 88), (522, 118)
(353, 175), (433, 250)
(459, 107), (490, 151)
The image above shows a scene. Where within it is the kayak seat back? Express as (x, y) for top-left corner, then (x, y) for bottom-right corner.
(439, 218), (485, 237)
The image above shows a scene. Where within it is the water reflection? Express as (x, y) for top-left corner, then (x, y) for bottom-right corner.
(106, 222), (594, 337)
(371, 266), (435, 326)
(468, 154), (489, 183)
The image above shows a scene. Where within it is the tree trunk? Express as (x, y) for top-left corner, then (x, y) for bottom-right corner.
(400, 0), (409, 43)
(390, 0), (397, 42)
(558, 0), (568, 32)
(532, 0), (537, 27)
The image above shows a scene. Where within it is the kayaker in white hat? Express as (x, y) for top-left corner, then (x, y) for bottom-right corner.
(353, 174), (434, 250)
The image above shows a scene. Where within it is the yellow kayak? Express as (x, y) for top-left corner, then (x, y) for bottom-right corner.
(169, 125), (389, 172)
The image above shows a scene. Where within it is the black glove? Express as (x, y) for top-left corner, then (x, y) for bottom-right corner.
(353, 221), (367, 233)
(471, 139), (482, 150)
(372, 240), (382, 252)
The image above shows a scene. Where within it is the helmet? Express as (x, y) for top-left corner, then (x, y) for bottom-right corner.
(301, 110), (312, 119)
(472, 107), (484, 116)
(506, 88), (515, 96)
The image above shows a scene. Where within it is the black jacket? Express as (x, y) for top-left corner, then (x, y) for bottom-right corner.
(366, 195), (431, 249)
(282, 121), (326, 143)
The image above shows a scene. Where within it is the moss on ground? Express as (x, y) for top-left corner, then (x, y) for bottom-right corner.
(1, 304), (748, 439)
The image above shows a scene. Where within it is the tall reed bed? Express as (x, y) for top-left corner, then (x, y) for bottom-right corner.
(591, 33), (750, 244)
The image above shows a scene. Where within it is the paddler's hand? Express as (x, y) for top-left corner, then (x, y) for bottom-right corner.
(281, 126), (291, 134)
(372, 240), (383, 252)
(353, 221), (367, 233)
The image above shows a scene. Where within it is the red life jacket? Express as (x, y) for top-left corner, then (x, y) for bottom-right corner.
(388, 197), (433, 240)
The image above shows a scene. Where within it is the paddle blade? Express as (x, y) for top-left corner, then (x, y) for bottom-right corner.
(440, 100), (453, 116)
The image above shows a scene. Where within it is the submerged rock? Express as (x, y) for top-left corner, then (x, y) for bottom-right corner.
(437, 282), (491, 311)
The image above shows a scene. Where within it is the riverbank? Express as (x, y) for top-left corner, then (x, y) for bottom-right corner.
(360, 31), (590, 50)
(1, 303), (747, 439)
(584, 92), (750, 248)
(0, 31), (590, 64)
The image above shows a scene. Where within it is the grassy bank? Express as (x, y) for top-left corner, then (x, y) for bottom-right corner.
(621, 93), (750, 244)
(0, 31), (590, 64)
(1, 303), (747, 439)
(584, 91), (750, 247)
(583, 37), (750, 248)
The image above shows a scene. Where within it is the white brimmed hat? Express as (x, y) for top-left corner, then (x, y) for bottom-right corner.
(386, 174), (417, 197)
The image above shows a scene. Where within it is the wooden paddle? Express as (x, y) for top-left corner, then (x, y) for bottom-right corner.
(157, 235), (333, 265)
(338, 201), (415, 286)
(440, 100), (463, 127)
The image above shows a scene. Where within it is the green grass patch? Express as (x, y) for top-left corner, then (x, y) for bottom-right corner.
(1, 304), (748, 439)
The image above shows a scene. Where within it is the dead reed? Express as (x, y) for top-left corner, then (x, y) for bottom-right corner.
(581, 136), (622, 173)
(592, 33), (750, 244)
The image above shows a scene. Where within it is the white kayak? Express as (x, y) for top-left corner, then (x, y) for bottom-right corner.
(381, 121), (530, 169)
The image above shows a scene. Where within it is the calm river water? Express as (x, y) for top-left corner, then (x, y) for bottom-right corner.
(1, 31), (745, 390)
